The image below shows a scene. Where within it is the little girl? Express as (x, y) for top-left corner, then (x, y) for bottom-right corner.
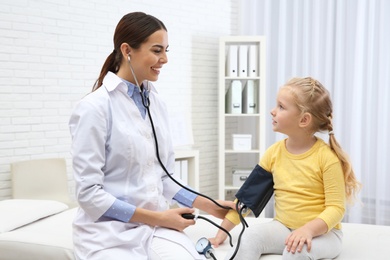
(211, 77), (361, 259)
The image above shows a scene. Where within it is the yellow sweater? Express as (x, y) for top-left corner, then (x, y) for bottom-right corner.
(226, 138), (346, 231)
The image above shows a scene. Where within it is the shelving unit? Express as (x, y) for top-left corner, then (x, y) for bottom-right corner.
(218, 36), (266, 200)
(174, 149), (199, 191)
(174, 149), (199, 214)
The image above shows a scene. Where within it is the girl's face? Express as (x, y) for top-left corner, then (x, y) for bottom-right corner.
(130, 29), (169, 83)
(270, 87), (302, 135)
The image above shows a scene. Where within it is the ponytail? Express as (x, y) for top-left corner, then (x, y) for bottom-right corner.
(329, 134), (362, 204)
(92, 50), (120, 92)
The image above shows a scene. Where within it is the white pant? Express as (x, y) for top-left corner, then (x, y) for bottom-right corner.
(150, 236), (203, 260)
(225, 220), (343, 260)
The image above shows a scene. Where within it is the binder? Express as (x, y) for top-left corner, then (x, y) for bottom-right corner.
(248, 45), (258, 77)
(242, 80), (258, 114)
(226, 45), (238, 77)
(225, 80), (242, 114)
(238, 45), (248, 77)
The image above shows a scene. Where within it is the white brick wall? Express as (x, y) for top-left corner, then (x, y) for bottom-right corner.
(0, 0), (239, 200)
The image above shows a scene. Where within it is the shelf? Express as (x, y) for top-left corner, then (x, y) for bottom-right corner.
(174, 149), (199, 191)
(218, 36), (266, 200)
(225, 77), (261, 80)
(224, 185), (242, 190)
(225, 113), (260, 117)
(224, 149), (260, 154)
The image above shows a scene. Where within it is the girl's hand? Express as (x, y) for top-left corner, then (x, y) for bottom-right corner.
(284, 218), (328, 253)
(209, 217), (236, 248)
(209, 231), (228, 248)
(285, 226), (313, 253)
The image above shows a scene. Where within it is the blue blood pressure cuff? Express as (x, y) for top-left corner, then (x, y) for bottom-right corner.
(235, 164), (274, 217)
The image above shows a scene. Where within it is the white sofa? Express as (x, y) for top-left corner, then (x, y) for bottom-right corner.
(0, 200), (75, 260)
(1, 203), (389, 260)
(6, 158), (389, 259)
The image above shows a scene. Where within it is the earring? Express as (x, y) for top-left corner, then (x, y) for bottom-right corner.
(127, 55), (131, 62)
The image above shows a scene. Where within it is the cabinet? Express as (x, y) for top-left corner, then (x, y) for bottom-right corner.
(174, 149), (199, 213)
(174, 149), (199, 191)
(218, 36), (266, 200)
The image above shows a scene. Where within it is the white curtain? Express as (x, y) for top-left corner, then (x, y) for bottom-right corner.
(239, 0), (390, 225)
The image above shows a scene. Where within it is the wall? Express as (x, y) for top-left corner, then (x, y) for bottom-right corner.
(0, 0), (239, 200)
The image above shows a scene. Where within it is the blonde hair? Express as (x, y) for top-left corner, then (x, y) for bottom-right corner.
(283, 77), (361, 204)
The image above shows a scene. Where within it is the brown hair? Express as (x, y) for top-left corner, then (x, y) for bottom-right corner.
(92, 12), (167, 91)
(283, 77), (361, 204)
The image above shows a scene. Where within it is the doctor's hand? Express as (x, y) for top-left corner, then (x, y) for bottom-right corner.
(159, 208), (196, 231)
(193, 197), (236, 219)
(162, 208), (195, 231)
(130, 207), (195, 232)
(210, 200), (236, 219)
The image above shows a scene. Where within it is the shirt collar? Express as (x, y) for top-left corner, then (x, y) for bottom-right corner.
(102, 71), (153, 97)
(122, 78), (139, 98)
(122, 79), (150, 99)
(102, 71), (127, 93)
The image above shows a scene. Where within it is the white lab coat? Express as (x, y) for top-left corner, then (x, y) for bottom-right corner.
(69, 72), (202, 259)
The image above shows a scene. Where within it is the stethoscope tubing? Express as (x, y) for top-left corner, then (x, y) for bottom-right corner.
(128, 60), (245, 258)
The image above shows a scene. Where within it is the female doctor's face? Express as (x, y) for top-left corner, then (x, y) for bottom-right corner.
(129, 29), (169, 83)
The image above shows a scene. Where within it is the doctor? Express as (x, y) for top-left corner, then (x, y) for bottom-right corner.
(69, 12), (233, 260)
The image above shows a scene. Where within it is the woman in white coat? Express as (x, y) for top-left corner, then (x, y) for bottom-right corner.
(69, 12), (234, 260)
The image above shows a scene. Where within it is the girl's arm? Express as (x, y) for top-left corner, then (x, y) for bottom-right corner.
(209, 217), (236, 247)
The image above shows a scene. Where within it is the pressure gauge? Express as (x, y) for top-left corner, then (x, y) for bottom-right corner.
(195, 237), (213, 256)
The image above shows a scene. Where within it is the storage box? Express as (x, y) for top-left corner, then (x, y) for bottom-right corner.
(232, 169), (251, 187)
(232, 134), (252, 150)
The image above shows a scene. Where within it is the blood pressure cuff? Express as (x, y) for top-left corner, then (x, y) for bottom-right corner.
(235, 164), (274, 217)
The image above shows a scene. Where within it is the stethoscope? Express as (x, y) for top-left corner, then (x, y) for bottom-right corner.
(128, 55), (246, 259)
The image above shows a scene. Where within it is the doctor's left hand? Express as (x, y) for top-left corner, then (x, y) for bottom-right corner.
(159, 207), (196, 231)
(131, 207), (195, 231)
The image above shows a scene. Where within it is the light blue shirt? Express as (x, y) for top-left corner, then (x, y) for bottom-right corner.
(123, 79), (148, 119)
